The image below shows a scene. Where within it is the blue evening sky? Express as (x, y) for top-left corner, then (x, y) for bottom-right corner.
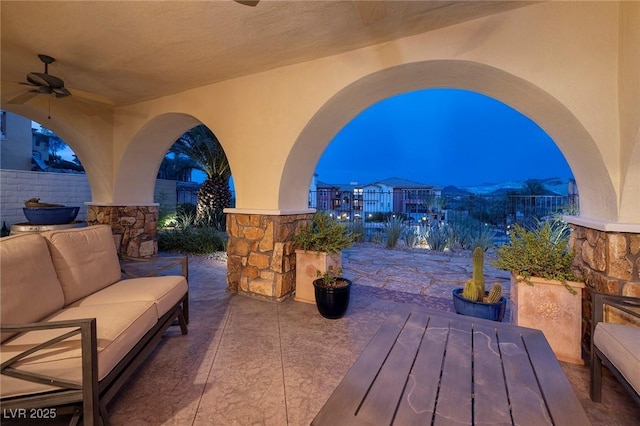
(315, 89), (573, 187)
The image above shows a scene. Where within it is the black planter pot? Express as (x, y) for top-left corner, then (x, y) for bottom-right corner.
(452, 288), (507, 322)
(313, 278), (352, 319)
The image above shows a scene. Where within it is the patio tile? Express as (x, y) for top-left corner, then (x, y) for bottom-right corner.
(99, 244), (639, 425)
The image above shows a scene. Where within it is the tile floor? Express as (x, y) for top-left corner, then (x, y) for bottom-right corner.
(19, 244), (639, 425)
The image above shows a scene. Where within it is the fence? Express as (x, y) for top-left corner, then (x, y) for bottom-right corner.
(308, 190), (579, 245)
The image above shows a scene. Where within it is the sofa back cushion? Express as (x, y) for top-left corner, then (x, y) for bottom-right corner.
(42, 225), (122, 306)
(0, 233), (65, 343)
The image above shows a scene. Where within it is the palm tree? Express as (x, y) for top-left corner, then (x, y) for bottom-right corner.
(157, 152), (196, 181)
(171, 125), (231, 228)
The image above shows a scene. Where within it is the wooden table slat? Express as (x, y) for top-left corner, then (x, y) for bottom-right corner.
(521, 330), (592, 426)
(498, 327), (553, 426)
(433, 321), (473, 425)
(311, 309), (410, 425)
(356, 312), (430, 424)
(313, 306), (591, 426)
(393, 314), (451, 425)
(472, 322), (513, 426)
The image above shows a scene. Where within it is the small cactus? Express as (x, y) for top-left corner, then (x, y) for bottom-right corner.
(461, 247), (503, 304)
(485, 282), (503, 303)
(462, 247), (485, 302)
(471, 246), (485, 289)
(463, 278), (481, 302)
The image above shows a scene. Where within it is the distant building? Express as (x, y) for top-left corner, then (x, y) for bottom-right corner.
(0, 110), (32, 170)
(314, 177), (442, 223)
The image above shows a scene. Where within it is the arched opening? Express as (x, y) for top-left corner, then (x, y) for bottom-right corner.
(156, 124), (233, 254)
(312, 88), (577, 247)
(281, 60), (616, 223)
(0, 110), (91, 228)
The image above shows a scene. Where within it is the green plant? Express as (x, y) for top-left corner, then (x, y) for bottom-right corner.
(402, 227), (419, 248)
(293, 212), (354, 253)
(383, 216), (406, 249)
(315, 265), (348, 288)
(531, 214), (571, 245)
(468, 224), (496, 252)
(462, 247), (503, 303)
(158, 226), (225, 254)
(425, 224), (448, 251)
(347, 221), (365, 243)
(486, 282), (503, 303)
(492, 222), (582, 293)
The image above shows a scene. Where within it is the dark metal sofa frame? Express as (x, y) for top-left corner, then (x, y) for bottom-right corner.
(590, 292), (640, 406)
(0, 256), (189, 426)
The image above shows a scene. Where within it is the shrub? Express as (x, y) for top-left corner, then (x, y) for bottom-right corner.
(383, 217), (406, 249)
(158, 226), (225, 254)
(468, 224), (496, 251)
(347, 221), (365, 243)
(293, 212), (353, 253)
(492, 222), (581, 292)
(426, 224), (448, 251)
(402, 227), (419, 248)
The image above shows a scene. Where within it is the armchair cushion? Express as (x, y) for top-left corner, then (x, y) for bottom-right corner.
(594, 322), (640, 394)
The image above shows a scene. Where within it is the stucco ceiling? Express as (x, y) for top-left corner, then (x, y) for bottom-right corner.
(1, 1), (532, 107)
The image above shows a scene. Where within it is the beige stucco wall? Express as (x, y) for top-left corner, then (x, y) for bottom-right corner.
(618, 1), (640, 224)
(2, 2), (639, 229)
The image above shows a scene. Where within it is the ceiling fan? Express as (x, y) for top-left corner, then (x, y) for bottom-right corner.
(233, 0), (387, 26)
(8, 54), (71, 105)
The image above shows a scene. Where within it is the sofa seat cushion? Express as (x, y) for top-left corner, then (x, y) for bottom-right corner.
(594, 322), (640, 394)
(42, 225), (122, 306)
(0, 233), (65, 343)
(0, 301), (156, 399)
(70, 276), (188, 319)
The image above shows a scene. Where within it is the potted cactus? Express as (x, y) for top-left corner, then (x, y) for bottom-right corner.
(452, 246), (507, 322)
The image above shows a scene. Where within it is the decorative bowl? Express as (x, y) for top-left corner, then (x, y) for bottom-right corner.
(23, 207), (80, 225)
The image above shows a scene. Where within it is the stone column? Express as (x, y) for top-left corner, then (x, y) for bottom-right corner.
(570, 225), (640, 358)
(86, 204), (159, 258)
(226, 212), (312, 301)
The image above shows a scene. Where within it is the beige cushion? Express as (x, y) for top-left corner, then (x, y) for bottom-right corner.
(71, 276), (188, 319)
(42, 225), (122, 305)
(0, 301), (156, 398)
(594, 322), (640, 394)
(0, 233), (65, 343)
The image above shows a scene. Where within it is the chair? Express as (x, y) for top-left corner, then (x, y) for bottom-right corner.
(590, 292), (640, 405)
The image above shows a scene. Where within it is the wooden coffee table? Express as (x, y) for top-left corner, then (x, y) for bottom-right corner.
(312, 305), (591, 425)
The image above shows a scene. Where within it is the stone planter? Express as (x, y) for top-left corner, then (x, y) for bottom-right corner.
(294, 249), (341, 304)
(510, 274), (585, 364)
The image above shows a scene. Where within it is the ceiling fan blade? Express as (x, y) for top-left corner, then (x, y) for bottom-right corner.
(353, 1), (387, 26)
(7, 91), (39, 105)
(52, 86), (72, 97)
(28, 72), (65, 89)
(234, 0), (259, 6)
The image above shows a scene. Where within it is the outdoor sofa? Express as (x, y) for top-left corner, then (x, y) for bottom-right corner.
(0, 225), (189, 425)
(590, 292), (640, 406)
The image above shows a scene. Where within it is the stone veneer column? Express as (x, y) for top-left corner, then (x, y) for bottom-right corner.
(86, 204), (159, 258)
(226, 212), (312, 301)
(570, 225), (640, 358)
